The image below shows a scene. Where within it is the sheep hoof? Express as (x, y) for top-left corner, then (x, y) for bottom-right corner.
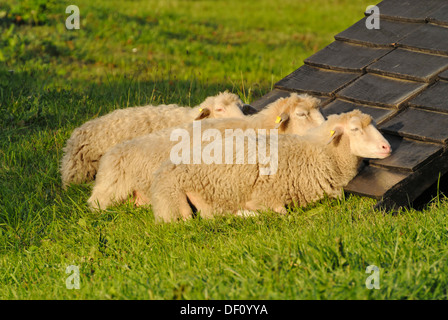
(274, 206), (288, 215)
(236, 210), (258, 217)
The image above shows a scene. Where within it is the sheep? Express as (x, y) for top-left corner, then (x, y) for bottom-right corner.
(60, 91), (246, 188)
(149, 110), (392, 223)
(87, 93), (325, 210)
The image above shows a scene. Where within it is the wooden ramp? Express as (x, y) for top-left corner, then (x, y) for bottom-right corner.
(251, 0), (448, 210)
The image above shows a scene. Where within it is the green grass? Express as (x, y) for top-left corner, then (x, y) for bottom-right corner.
(1, 0), (448, 300)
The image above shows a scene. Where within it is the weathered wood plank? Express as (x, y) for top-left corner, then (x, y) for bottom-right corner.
(304, 41), (391, 72)
(408, 80), (448, 114)
(427, 3), (448, 27)
(379, 107), (448, 143)
(439, 69), (448, 81)
(374, 0), (444, 23)
(367, 48), (448, 82)
(375, 149), (448, 210)
(368, 134), (443, 172)
(249, 89), (332, 112)
(336, 73), (427, 108)
(398, 23), (448, 56)
(345, 165), (410, 199)
(321, 99), (395, 124)
(335, 18), (422, 48)
(275, 65), (360, 97)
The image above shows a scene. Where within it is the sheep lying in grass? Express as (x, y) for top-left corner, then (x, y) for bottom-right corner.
(60, 91), (246, 188)
(87, 93), (325, 210)
(149, 110), (392, 223)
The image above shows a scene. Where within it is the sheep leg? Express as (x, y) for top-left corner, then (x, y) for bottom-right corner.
(273, 206), (288, 215)
(87, 151), (134, 210)
(151, 165), (194, 223)
(152, 188), (192, 223)
(88, 193), (110, 211)
(61, 134), (99, 187)
(178, 192), (194, 221)
(88, 177), (117, 210)
(236, 210), (259, 217)
(186, 191), (215, 219)
(133, 190), (151, 207)
(244, 198), (287, 215)
(233, 199), (262, 217)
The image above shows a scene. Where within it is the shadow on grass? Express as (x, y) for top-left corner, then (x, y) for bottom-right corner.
(0, 67), (267, 135)
(0, 66), (268, 248)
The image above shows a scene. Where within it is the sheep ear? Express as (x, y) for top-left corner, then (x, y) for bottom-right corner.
(242, 104), (258, 115)
(194, 108), (211, 120)
(327, 126), (343, 145)
(274, 113), (290, 129)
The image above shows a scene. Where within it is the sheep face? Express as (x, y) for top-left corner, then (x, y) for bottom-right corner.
(285, 105), (325, 135)
(330, 113), (392, 159)
(277, 94), (325, 135)
(195, 92), (245, 120)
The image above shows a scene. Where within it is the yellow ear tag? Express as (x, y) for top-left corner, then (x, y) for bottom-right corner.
(330, 130), (335, 137)
(275, 116), (282, 124)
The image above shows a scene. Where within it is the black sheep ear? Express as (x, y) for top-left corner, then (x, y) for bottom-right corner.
(241, 104), (258, 115)
(194, 108), (211, 120)
(274, 112), (290, 129)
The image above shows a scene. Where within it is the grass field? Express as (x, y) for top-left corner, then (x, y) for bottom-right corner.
(1, 0), (448, 300)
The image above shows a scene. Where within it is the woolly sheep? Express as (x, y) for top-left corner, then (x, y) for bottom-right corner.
(60, 91), (246, 188)
(149, 110), (392, 223)
(87, 93), (325, 210)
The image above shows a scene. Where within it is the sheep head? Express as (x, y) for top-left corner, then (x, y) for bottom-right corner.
(195, 91), (245, 120)
(327, 110), (391, 159)
(273, 93), (325, 135)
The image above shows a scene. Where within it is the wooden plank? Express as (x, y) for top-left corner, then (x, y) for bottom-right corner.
(375, 149), (448, 210)
(304, 41), (391, 72)
(379, 107), (448, 143)
(321, 99), (395, 124)
(336, 73), (427, 108)
(275, 65), (360, 97)
(250, 89), (332, 111)
(439, 69), (448, 81)
(335, 18), (422, 48)
(345, 165), (410, 199)
(241, 104), (259, 115)
(368, 134), (443, 172)
(398, 24), (448, 56)
(346, 133), (448, 209)
(374, 0), (444, 23)
(408, 80), (448, 114)
(427, 3), (448, 27)
(366, 48), (448, 82)
(250, 89), (292, 111)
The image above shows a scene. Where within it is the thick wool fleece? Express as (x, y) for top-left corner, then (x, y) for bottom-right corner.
(60, 91), (244, 187)
(149, 112), (372, 223)
(87, 93), (324, 210)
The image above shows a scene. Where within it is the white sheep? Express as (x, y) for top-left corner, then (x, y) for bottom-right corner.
(87, 93), (325, 210)
(60, 91), (246, 188)
(149, 110), (392, 223)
